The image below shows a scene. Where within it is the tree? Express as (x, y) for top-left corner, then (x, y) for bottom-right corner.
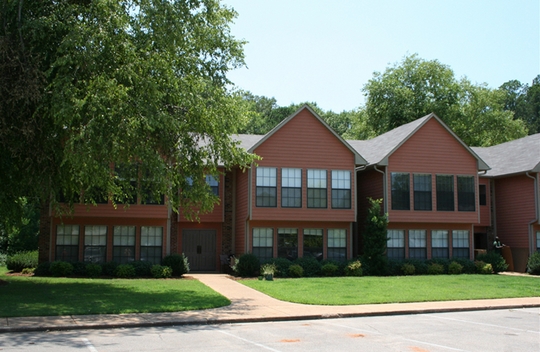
(500, 76), (540, 135)
(0, 1), (255, 225)
(361, 198), (389, 276)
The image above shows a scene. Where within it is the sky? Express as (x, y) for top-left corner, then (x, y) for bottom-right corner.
(222, 0), (540, 112)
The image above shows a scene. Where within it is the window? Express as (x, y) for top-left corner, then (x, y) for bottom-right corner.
(414, 174), (432, 210)
(281, 168), (301, 208)
(452, 230), (470, 259)
(391, 173), (410, 210)
(278, 228), (298, 260)
(327, 229), (346, 262)
(307, 169), (327, 208)
(56, 225), (79, 262)
(432, 230), (449, 258)
(256, 167), (277, 207)
(409, 230), (427, 259)
(536, 231), (540, 253)
(458, 176), (475, 211)
(141, 226), (163, 264)
(206, 175), (219, 196)
(332, 170), (351, 209)
(84, 225), (107, 263)
(253, 228), (273, 262)
(436, 175), (454, 211)
(113, 226), (136, 264)
(303, 229), (323, 261)
(479, 184), (487, 206)
(387, 230), (405, 260)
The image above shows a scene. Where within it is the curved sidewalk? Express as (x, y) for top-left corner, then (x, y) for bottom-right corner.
(1, 274), (539, 333)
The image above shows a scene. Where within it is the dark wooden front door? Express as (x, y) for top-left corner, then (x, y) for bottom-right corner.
(182, 230), (216, 271)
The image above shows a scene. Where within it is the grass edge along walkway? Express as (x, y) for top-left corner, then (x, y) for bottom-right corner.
(240, 275), (540, 305)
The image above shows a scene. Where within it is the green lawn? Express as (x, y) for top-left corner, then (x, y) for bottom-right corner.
(0, 266), (230, 318)
(240, 275), (540, 305)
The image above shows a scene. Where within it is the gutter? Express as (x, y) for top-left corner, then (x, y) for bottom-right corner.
(525, 172), (539, 256)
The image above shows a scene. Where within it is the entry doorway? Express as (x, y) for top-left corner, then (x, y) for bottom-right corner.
(182, 230), (217, 271)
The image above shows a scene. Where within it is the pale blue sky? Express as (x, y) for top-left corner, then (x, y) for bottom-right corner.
(223, 0), (539, 112)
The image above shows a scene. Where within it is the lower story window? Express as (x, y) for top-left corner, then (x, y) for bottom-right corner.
(113, 226), (136, 263)
(253, 228), (273, 262)
(432, 230), (449, 258)
(409, 230), (427, 259)
(452, 230), (470, 259)
(278, 228), (298, 261)
(84, 225), (107, 263)
(141, 226), (163, 264)
(56, 225), (79, 262)
(303, 229), (323, 261)
(387, 230), (405, 260)
(327, 229), (346, 262)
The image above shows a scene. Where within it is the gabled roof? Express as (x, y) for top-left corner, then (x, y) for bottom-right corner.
(472, 133), (540, 177)
(347, 113), (490, 171)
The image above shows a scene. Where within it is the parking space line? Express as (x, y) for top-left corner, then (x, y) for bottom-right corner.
(216, 329), (282, 352)
(427, 315), (540, 334)
(82, 338), (98, 352)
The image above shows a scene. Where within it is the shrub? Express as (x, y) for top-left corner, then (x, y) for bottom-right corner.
(50, 261), (74, 277)
(86, 263), (102, 278)
(72, 262), (87, 276)
(344, 260), (363, 277)
(294, 257), (321, 277)
(475, 260), (493, 274)
(130, 260), (153, 277)
(401, 263), (416, 275)
(526, 252), (540, 275)
(34, 261), (51, 276)
(0, 253), (6, 266)
(6, 250), (38, 272)
(388, 259), (404, 276)
(102, 261), (118, 276)
(361, 198), (389, 276)
(260, 263), (277, 276)
(452, 258), (476, 274)
(404, 259), (428, 275)
(151, 265), (173, 278)
(321, 263), (339, 277)
(448, 261), (463, 275)
(162, 253), (189, 277)
(288, 264), (304, 278)
(476, 251), (508, 273)
(114, 264), (136, 278)
(21, 267), (35, 275)
(269, 258), (292, 277)
(235, 253), (260, 277)
(426, 258), (449, 273)
(427, 263), (445, 275)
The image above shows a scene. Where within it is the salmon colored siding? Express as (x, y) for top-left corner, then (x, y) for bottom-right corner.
(234, 168), (249, 255)
(478, 178), (491, 227)
(64, 203), (168, 219)
(356, 168), (384, 221)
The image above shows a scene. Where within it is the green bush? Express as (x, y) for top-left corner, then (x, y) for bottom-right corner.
(162, 253), (189, 277)
(344, 260), (363, 277)
(72, 262), (87, 276)
(235, 253), (260, 277)
(130, 260), (153, 277)
(0, 253), (7, 266)
(404, 259), (428, 275)
(401, 263), (416, 275)
(86, 263), (102, 278)
(476, 251), (508, 273)
(101, 261), (118, 276)
(427, 263), (445, 275)
(6, 250), (38, 272)
(475, 260), (493, 274)
(321, 263), (339, 277)
(288, 264), (304, 278)
(452, 258), (476, 274)
(448, 261), (463, 275)
(114, 264), (136, 278)
(426, 258), (449, 273)
(294, 257), (321, 277)
(526, 252), (540, 275)
(50, 261), (74, 277)
(34, 261), (51, 276)
(269, 258), (292, 277)
(21, 267), (35, 275)
(150, 265), (172, 278)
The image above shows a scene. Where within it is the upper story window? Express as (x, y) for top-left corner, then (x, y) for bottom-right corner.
(436, 175), (454, 211)
(413, 174), (432, 211)
(457, 176), (475, 211)
(307, 169), (327, 208)
(281, 168), (302, 208)
(331, 170), (351, 209)
(256, 167), (277, 207)
(479, 184), (487, 206)
(206, 175), (219, 196)
(391, 173), (410, 210)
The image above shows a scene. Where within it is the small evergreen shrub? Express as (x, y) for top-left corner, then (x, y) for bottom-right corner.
(130, 260), (153, 277)
(476, 251), (508, 273)
(526, 252), (540, 275)
(344, 260), (363, 277)
(452, 258), (476, 274)
(426, 258), (449, 273)
(294, 257), (321, 277)
(86, 263), (102, 278)
(151, 265), (172, 278)
(50, 261), (74, 277)
(6, 250), (38, 272)
(288, 264), (304, 278)
(448, 261), (463, 275)
(427, 263), (445, 275)
(475, 260), (493, 274)
(269, 258), (292, 277)
(102, 261), (118, 276)
(34, 261), (51, 276)
(162, 253), (189, 277)
(21, 267), (35, 275)
(401, 263), (416, 275)
(388, 259), (404, 276)
(72, 261), (87, 276)
(115, 264), (136, 278)
(235, 253), (260, 277)
(321, 263), (339, 277)
(404, 259), (428, 275)
(260, 262), (277, 276)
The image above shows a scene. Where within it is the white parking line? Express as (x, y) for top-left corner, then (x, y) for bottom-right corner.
(427, 315), (540, 334)
(402, 338), (471, 352)
(216, 329), (282, 352)
(82, 338), (98, 352)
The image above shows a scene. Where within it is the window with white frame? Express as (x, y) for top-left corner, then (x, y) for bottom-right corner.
(452, 230), (469, 259)
(432, 230), (449, 258)
(387, 230), (405, 260)
(457, 176), (475, 211)
(84, 225), (107, 263)
(281, 168), (301, 208)
(253, 228), (273, 262)
(391, 173), (410, 210)
(436, 175), (454, 211)
(206, 175), (219, 196)
(409, 230), (427, 259)
(278, 228), (298, 261)
(414, 174), (432, 211)
(327, 229), (346, 262)
(331, 170), (351, 209)
(303, 229), (323, 261)
(307, 169), (327, 208)
(256, 167), (277, 207)
(141, 226), (163, 264)
(113, 226), (136, 264)
(56, 225), (79, 262)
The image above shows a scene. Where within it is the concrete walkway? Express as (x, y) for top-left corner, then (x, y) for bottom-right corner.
(1, 274), (539, 333)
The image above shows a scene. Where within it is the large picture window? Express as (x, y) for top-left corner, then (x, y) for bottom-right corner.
(458, 176), (475, 211)
(452, 230), (469, 259)
(391, 173), (410, 210)
(327, 229), (346, 262)
(414, 174), (432, 211)
(56, 225), (79, 262)
(278, 228), (298, 261)
(141, 226), (163, 264)
(331, 170), (351, 209)
(84, 225), (107, 263)
(256, 167), (277, 207)
(281, 168), (301, 208)
(409, 230), (426, 259)
(303, 229), (323, 261)
(432, 230), (449, 258)
(307, 169), (327, 208)
(436, 175), (454, 211)
(113, 226), (136, 264)
(253, 228), (273, 262)
(387, 230), (405, 260)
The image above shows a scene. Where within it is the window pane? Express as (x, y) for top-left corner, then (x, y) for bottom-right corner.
(387, 230), (405, 260)
(328, 229), (346, 262)
(432, 230), (449, 259)
(452, 230), (469, 259)
(113, 226), (135, 263)
(414, 174), (432, 211)
(307, 169), (327, 188)
(281, 168), (301, 208)
(206, 175), (219, 196)
(56, 225), (79, 262)
(409, 230), (426, 259)
(253, 228), (273, 262)
(256, 167), (276, 186)
(331, 171), (351, 209)
(436, 175), (454, 211)
(256, 167), (277, 207)
(307, 188), (327, 208)
(141, 226), (163, 264)
(303, 229), (323, 261)
(391, 173), (410, 210)
(458, 176), (475, 211)
(277, 228), (298, 261)
(83, 225), (107, 263)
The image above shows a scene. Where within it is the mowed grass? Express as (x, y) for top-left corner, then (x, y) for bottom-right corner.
(240, 275), (540, 305)
(0, 266), (229, 318)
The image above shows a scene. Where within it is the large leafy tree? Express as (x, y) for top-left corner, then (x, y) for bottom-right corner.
(500, 76), (540, 135)
(0, 0), (255, 223)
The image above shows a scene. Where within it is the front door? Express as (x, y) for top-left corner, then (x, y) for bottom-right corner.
(182, 230), (216, 271)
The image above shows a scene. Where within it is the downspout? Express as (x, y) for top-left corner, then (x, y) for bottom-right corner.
(525, 172), (539, 256)
(246, 166), (253, 254)
(476, 170), (487, 226)
(374, 165), (387, 214)
(231, 168), (237, 255)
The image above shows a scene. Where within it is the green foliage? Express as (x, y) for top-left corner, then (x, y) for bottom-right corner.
(294, 257), (321, 277)
(162, 253), (189, 277)
(426, 258), (449, 272)
(0, 198), (40, 255)
(34, 262), (51, 277)
(130, 261), (153, 277)
(72, 262), (88, 276)
(150, 265), (173, 279)
(260, 263), (277, 276)
(114, 264), (136, 278)
(268, 258), (292, 278)
(21, 267), (34, 274)
(452, 258), (477, 274)
(320, 263), (339, 277)
(344, 260), (363, 277)
(401, 263), (416, 275)
(288, 264), (304, 278)
(101, 261), (118, 276)
(476, 251), (508, 273)
(235, 253), (260, 277)
(500, 75), (540, 134)
(49, 261), (74, 277)
(526, 252), (540, 275)
(403, 259), (428, 275)
(448, 261), (463, 275)
(361, 198), (389, 276)
(0, 253), (6, 266)
(86, 263), (102, 278)
(427, 263), (445, 275)
(475, 260), (493, 274)
(6, 250), (38, 272)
